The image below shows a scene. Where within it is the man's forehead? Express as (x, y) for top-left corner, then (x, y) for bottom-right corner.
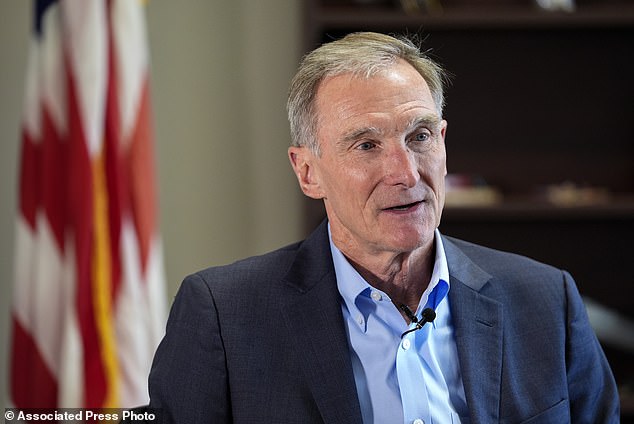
(316, 64), (434, 110)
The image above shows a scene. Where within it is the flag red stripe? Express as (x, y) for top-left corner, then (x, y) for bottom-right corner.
(128, 80), (157, 276)
(19, 130), (40, 231)
(10, 316), (58, 407)
(105, 4), (123, 301)
(41, 105), (67, 250)
(64, 59), (108, 408)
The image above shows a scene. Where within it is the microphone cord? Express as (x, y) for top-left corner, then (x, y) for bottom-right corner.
(398, 305), (436, 338)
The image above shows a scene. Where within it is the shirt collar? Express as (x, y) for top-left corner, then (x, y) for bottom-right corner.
(329, 225), (450, 319)
(329, 226), (371, 319)
(423, 231), (450, 314)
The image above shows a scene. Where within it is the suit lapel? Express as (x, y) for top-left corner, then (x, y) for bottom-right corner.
(443, 237), (504, 424)
(282, 222), (363, 424)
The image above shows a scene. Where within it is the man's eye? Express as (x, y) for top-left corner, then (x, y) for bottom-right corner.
(356, 141), (375, 151)
(412, 131), (431, 142)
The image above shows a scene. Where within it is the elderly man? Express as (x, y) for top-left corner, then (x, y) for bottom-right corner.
(147, 32), (619, 423)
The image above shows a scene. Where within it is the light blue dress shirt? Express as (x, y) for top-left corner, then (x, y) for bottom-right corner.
(330, 228), (469, 424)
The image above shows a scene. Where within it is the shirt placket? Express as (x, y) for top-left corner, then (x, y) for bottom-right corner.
(396, 323), (432, 424)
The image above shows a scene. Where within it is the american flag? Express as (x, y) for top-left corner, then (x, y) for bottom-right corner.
(10, 0), (166, 408)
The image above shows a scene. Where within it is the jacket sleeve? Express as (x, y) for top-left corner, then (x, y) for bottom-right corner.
(148, 273), (231, 424)
(563, 270), (620, 423)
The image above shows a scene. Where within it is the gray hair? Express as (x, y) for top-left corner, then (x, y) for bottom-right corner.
(287, 32), (446, 154)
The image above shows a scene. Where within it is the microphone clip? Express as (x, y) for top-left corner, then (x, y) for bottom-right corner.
(399, 305), (436, 338)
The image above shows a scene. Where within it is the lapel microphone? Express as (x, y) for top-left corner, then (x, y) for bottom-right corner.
(399, 306), (436, 338)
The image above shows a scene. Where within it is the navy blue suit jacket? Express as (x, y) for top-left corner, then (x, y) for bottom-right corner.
(148, 221), (619, 423)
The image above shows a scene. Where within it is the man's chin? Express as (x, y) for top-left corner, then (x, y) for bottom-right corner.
(380, 231), (435, 254)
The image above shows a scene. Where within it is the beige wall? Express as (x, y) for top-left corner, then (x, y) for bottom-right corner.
(0, 0), (303, 407)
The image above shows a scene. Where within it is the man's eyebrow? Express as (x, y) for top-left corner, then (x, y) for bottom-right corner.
(406, 115), (442, 131)
(338, 127), (383, 146)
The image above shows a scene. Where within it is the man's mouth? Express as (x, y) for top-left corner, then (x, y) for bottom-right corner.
(384, 200), (423, 211)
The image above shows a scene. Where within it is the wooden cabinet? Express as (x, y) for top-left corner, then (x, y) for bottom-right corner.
(300, 0), (634, 411)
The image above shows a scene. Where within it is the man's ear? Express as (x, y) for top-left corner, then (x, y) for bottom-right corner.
(288, 146), (325, 200)
(440, 119), (448, 176)
(440, 119), (447, 141)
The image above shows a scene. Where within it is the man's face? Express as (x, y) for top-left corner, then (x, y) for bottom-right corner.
(289, 59), (447, 257)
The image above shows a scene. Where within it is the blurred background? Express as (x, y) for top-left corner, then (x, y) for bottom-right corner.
(1, 0), (632, 417)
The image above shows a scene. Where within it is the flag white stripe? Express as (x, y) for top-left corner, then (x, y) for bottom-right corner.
(112, 0), (149, 145)
(14, 215), (65, 380)
(61, 1), (107, 157)
(58, 238), (83, 407)
(12, 218), (37, 334)
(116, 221), (166, 406)
(39, 5), (67, 137)
(31, 213), (67, 377)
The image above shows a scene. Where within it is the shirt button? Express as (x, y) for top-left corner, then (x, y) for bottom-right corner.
(356, 315), (364, 326)
(370, 291), (382, 301)
(413, 419), (424, 424)
(401, 339), (411, 350)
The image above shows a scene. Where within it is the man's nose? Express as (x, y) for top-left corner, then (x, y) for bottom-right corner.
(383, 144), (419, 188)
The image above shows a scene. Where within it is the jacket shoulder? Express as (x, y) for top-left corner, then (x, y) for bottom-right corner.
(190, 240), (303, 290)
(443, 235), (563, 279)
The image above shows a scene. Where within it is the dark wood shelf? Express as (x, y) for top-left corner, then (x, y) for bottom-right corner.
(443, 199), (634, 221)
(312, 4), (634, 31)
